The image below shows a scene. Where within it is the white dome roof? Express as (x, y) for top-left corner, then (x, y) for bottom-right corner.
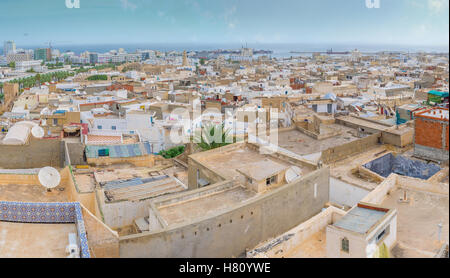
(2, 121), (37, 145)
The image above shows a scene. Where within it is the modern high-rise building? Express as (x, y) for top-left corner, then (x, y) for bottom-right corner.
(34, 48), (52, 62)
(89, 53), (99, 64)
(3, 41), (16, 55)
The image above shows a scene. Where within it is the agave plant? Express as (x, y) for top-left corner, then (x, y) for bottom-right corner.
(194, 123), (232, 151)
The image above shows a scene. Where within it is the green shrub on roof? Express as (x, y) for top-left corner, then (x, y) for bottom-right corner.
(158, 145), (185, 159)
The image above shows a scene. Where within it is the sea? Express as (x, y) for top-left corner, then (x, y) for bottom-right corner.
(13, 43), (450, 58)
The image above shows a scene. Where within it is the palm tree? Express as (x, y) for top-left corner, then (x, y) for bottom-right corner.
(194, 123), (232, 151)
(35, 73), (41, 85)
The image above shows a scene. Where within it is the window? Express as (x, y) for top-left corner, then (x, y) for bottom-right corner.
(376, 225), (390, 244)
(111, 126), (117, 130)
(314, 183), (318, 198)
(376, 230), (386, 242)
(270, 175), (277, 184)
(97, 125), (102, 129)
(98, 149), (109, 157)
(266, 175), (277, 186)
(341, 237), (349, 253)
(53, 119), (58, 126)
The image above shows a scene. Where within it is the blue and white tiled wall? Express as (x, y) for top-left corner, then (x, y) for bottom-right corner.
(0, 201), (90, 258)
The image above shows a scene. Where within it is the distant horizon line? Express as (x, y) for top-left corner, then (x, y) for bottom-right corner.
(16, 42), (449, 47)
(5, 41), (449, 54)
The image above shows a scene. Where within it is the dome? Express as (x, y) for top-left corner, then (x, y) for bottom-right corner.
(2, 121), (37, 145)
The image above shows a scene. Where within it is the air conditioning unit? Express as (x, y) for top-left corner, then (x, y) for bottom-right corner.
(66, 233), (80, 258)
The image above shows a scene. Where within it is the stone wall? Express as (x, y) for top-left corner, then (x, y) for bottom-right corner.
(247, 206), (346, 258)
(87, 154), (155, 167)
(0, 138), (65, 169)
(80, 203), (119, 258)
(66, 142), (86, 166)
(321, 133), (380, 164)
(118, 167), (330, 258)
(0, 173), (40, 185)
(381, 129), (413, 147)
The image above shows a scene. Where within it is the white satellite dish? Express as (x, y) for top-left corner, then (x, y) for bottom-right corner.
(156, 96), (162, 101)
(103, 104), (110, 110)
(31, 126), (45, 139)
(285, 166), (302, 183)
(38, 167), (61, 189)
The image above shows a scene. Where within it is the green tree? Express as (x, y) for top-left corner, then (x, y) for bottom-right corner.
(35, 73), (41, 86)
(200, 58), (206, 65)
(87, 74), (108, 81)
(8, 62), (15, 69)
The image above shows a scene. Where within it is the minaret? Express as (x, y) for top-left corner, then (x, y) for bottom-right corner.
(182, 50), (189, 67)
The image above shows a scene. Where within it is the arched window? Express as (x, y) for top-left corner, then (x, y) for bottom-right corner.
(341, 237), (349, 253)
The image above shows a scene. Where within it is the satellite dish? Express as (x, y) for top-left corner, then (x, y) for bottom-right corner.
(31, 126), (45, 139)
(38, 167), (61, 189)
(103, 104), (110, 110)
(156, 96), (162, 101)
(285, 166), (302, 183)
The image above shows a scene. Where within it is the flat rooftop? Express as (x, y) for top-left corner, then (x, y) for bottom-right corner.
(332, 205), (387, 234)
(92, 163), (188, 203)
(282, 230), (327, 258)
(416, 108), (449, 121)
(103, 175), (186, 202)
(193, 144), (313, 185)
(94, 164), (171, 184)
(278, 125), (360, 156)
(0, 183), (69, 202)
(331, 146), (390, 190)
(157, 185), (257, 226)
(382, 188), (449, 258)
(86, 135), (122, 145)
(73, 171), (96, 192)
(0, 222), (76, 258)
(238, 160), (289, 181)
(337, 116), (391, 131)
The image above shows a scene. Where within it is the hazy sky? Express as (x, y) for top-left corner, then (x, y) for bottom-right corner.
(0, 0), (448, 48)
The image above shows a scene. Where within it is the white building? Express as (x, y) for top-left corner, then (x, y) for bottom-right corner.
(6, 52), (33, 63)
(3, 41), (16, 56)
(15, 60), (44, 72)
(326, 203), (397, 258)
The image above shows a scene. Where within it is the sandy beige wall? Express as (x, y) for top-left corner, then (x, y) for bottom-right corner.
(0, 174), (40, 185)
(80, 203), (119, 258)
(87, 155), (155, 167)
(321, 133), (380, 164)
(118, 167), (330, 258)
(361, 174), (397, 204)
(247, 206), (346, 258)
